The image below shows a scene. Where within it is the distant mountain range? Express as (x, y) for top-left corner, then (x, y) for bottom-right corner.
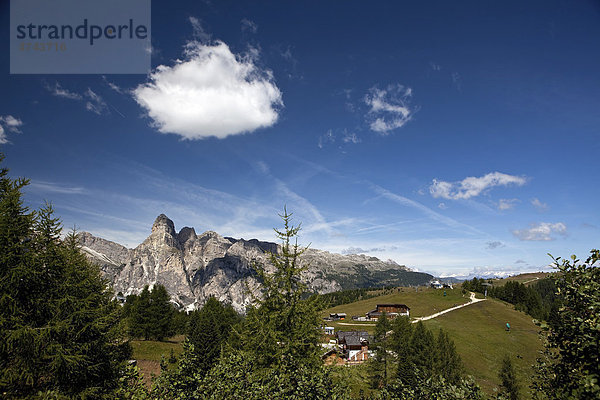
(79, 214), (433, 312)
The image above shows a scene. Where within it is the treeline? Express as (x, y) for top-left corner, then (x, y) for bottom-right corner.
(462, 277), (558, 321)
(122, 285), (188, 341)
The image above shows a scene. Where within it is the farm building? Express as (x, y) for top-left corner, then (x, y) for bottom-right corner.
(366, 304), (410, 320)
(329, 312), (347, 320)
(336, 331), (370, 364)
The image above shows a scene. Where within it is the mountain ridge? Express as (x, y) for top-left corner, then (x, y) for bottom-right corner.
(79, 214), (433, 312)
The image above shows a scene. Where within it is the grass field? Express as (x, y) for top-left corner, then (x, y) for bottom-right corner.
(423, 299), (542, 397)
(323, 286), (469, 334)
(131, 335), (185, 387)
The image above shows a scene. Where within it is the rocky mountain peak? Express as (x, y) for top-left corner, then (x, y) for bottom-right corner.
(80, 215), (433, 313)
(152, 214), (176, 236)
(177, 227), (197, 243)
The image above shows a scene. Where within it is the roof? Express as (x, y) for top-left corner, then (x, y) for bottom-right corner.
(337, 331), (370, 346)
(375, 303), (410, 309)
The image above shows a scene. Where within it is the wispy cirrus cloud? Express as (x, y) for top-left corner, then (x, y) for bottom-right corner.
(102, 76), (125, 94)
(241, 18), (258, 34)
(133, 36), (282, 139)
(84, 88), (108, 115)
(28, 180), (88, 195)
(368, 183), (483, 235)
(364, 84), (414, 134)
(512, 222), (567, 241)
(45, 83), (108, 115)
(0, 115), (23, 144)
(47, 82), (82, 100)
(430, 172), (527, 200)
(318, 129), (361, 148)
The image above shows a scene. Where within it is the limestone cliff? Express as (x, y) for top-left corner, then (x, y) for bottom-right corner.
(80, 214), (432, 312)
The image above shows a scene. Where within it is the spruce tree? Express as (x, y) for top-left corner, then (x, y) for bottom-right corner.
(434, 328), (462, 384)
(187, 296), (239, 375)
(148, 284), (174, 341)
(498, 354), (519, 400)
(371, 312), (392, 388)
(0, 158), (129, 398)
(129, 286), (152, 340)
(389, 316), (414, 386)
(410, 321), (436, 379)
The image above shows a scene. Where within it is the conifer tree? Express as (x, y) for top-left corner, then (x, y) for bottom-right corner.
(410, 321), (436, 379)
(241, 207), (322, 371)
(151, 208), (345, 399)
(434, 328), (463, 384)
(498, 355), (520, 400)
(389, 316), (414, 386)
(129, 286), (152, 340)
(128, 285), (174, 341)
(0, 158), (129, 398)
(371, 312), (392, 388)
(148, 284), (174, 341)
(187, 296), (239, 375)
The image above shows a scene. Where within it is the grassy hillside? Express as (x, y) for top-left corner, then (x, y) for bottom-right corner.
(323, 287), (468, 334)
(131, 335), (185, 387)
(423, 299), (542, 397)
(325, 287), (542, 397)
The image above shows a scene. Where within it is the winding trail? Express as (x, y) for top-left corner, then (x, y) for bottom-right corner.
(411, 292), (485, 323)
(335, 292), (486, 328)
(522, 277), (540, 285)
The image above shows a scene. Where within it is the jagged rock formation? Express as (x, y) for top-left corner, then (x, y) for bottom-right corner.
(79, 214), (432, 312)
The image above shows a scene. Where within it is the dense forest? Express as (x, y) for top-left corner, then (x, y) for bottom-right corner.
(1, 158), (599, 399)
(462, 277), (559, 322)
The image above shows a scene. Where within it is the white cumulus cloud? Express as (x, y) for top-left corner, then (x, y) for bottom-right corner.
(364, 84), (414, 134)
(429, 172), (527, 200)
(133, 40), (283, 140)
(0, 115), (23, 144)
(512, 222), (567, 241)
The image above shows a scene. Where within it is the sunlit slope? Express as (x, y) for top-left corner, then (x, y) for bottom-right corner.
(324, 287), (468, 319)
(424, 299), (542, 397)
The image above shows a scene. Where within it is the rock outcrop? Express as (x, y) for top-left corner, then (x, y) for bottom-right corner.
(80, 214), (432, 312)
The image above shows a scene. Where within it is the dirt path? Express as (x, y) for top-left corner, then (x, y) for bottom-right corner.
(522, 277), (540, 285)
(411, 292), (485, 323)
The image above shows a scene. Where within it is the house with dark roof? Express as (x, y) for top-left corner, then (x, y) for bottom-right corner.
(366, 304), (410, 320)
(329, 312), (347, 320)
(336, 331), (370, 364)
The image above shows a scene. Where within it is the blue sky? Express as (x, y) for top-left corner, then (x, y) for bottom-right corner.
(1, 0), (599, 277)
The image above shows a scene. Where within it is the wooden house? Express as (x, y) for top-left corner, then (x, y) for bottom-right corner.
(366, 304), (410, 320)
(336, 331), (370, 364)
